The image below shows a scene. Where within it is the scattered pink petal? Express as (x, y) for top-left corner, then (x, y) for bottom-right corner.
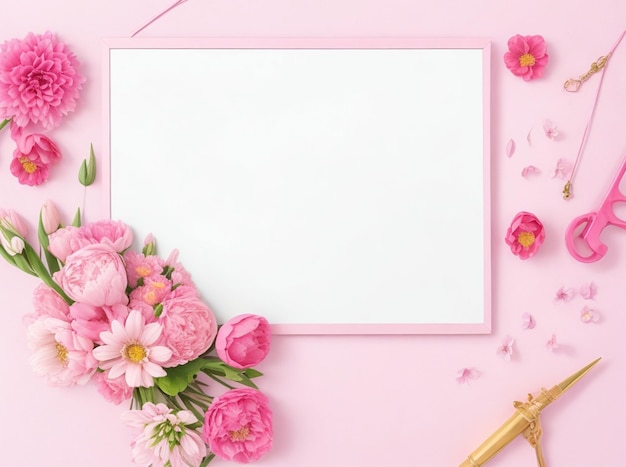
(506, 139), (516, 158)
(521, 165), (541, 178)
(527, 127), (533, 146)
(521, 312), (536, 330)
(546, 333), (559, 352)
(555, 286), (575, 303)
(496, 335), (515, 361)
(456, 367), (480, 384)
(580, 306), (600, 323)
(543, 119), (559, 139)
(553, 158), (573, 180)
(580, 282), (597, 300)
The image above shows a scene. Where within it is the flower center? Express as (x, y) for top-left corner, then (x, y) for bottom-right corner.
(136, 265), (152, 277)
(518, 231), (535, 248)
(124, 343), (147, 363)
(56, 342), (69, 366)
(229, 425), (250, 442)
(19, 158), (37, 174)
(519, 53), (536, 67)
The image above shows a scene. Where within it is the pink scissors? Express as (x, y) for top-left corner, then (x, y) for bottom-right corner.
(565, 155), (626, 263)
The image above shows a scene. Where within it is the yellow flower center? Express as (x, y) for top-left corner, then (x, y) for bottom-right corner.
(151, 281), (165, 289)
(518, 231), (535, 248)
(519, 53), (536, 67)
(135, 266), (152, 277)
(229, 426), (250, 442)
(124, 343), (147, 363)
(19, 158), (38, 174)
(56, 342), (69, 367)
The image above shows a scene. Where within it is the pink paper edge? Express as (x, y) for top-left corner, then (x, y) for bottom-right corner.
(102, 37), (492, 336)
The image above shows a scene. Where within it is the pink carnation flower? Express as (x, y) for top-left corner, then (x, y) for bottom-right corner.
(158, 297), (217, 367)
(503, 34), (549, 81)
(93, 310), (172, 388)
(0, 32), (85, 128)
(10, 132), (62, 186)
(202, 388), (273, 464)
(27, 316), (97, 386)
(54, 243), (128, 307)
(505, 211), (545, 260)
(93, 371), (133, 405)
(216, 314), (271, 369)
(122, 402), (206, 467)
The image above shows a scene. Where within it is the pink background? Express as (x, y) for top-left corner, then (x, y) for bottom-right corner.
(0, 1), (625, 466)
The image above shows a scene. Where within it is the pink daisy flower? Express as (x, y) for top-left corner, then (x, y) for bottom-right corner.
(93, 310), (172, 388)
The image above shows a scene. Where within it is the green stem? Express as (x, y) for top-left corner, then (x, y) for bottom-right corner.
(204, 371), (236, 390)
(0, 118), (10, 132)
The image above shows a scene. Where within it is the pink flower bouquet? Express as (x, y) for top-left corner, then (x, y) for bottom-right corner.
(505, 211), (545, 259)
(0, 201), (273, 466)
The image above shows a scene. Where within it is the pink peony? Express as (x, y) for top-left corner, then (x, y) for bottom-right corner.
(33, 283), (70, 320)
(93, 310), (172, 388)
(202, 388), (273, 464)
(158, 297), (218, 367)
(10, 132), (62, 186)
(216, 314), (271, 369)
(27, 316), (97, 386)
(69, 302), (129, 343)
(503, 34), (549, 81)
(93, 371), (133, 405)
(122, 402), (206, 467)
(54, 243), (128, 307)
(0, 31), (85, 128)
(48, 220), (133, 262)
(505, 211), (545, 260)
(47, 225), (90, 262)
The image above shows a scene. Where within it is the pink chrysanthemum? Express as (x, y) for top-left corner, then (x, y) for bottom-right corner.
(122, 402), (206, 467)
(503, 34), (549, 81)
(123, 250), (164, 288)
(92, 310), (172, 388)
(0, 32), (85, 128)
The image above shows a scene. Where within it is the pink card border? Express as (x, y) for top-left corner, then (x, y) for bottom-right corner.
(102, 37), (491, 335)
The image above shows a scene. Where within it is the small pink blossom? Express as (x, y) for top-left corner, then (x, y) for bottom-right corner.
(216, 314), (272, 369)
(10, 133), (62, 186)
(27, 316), (97, 386)
(521, 165), (541, 178)
(54, 243), (128, 307)
(503, 34), (549, 81)
(93, 310), (172, 388)
(543, 119), (559, 139)
(456, 367), (480, 384)
(546, 333), (559, 352)
(158, 297), (218, 367)
(553, 158), (573, 180)
(555, 286), (575, 303)
(94, 371), (133, 405)
(580, 306), (600, 323)
(202, 388), (273, 464)
(123, 250), (164, 288)
(129, 275), (172, 307)
(505, 211), (545, 259)
(122, 402), (206, 467)
(0, 31), (85, 128)
(521, 312), (536, 330)
(580, 282), (597, 300)
(496, 335), (515, 361)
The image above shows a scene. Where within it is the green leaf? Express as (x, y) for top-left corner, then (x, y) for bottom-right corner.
(71, 207), (81, 227)
(38, 210), (60, 275)
(199, 453), (216, 467)
(243, 368), (263, 379)
(0, 118), (10, 132)
(78, 144), (97, 186)
(155, 358), (215, 397)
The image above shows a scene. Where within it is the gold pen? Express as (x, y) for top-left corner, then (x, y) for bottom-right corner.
(459, 358), (601, 467)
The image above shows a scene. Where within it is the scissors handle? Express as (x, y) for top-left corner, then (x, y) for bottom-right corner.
(565, 213), (608, 263)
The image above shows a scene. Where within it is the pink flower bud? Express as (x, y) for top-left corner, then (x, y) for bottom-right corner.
(41, 200), (62, 234)
(0, 208), (28, 237)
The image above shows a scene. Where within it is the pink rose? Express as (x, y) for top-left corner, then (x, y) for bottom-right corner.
(202, 388), (273, 464)
(54, 243), (128, 306)
(503, 34), (549, 81)
(10, 133), (62, 186)
(158, 297), (217, 367)
(216, 314), (271, 369)
(505, 211), (545, 260)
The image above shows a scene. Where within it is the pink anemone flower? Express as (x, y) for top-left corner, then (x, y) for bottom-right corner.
(504, 34), (549, 81)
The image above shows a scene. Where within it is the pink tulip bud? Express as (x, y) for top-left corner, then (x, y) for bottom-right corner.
(41, 200), (62, 234)
(0, 208), (28, 237)
(0, 235), (25, 256)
